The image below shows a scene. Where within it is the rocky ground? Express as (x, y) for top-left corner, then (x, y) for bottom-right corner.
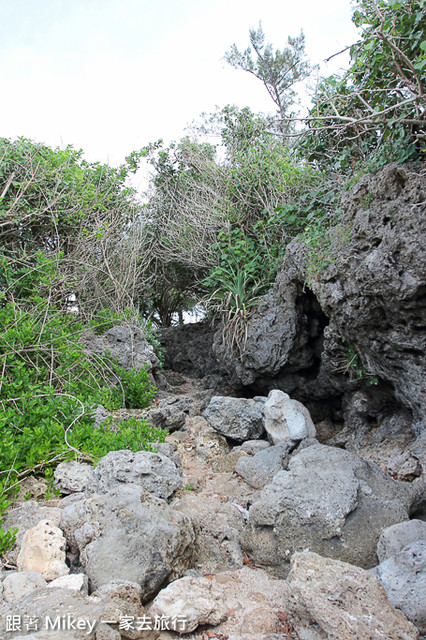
(0, 370), (425, 640)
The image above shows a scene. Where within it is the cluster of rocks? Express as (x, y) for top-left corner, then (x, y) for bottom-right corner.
(1, 382), (425, 640)
(160, 164), (426, 478)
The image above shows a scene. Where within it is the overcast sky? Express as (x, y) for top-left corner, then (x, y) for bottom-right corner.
(1, 0), (359, 175)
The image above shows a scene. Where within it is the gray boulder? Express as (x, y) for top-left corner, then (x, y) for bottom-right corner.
(149, 575), (229, 633)
(204, 396), (266, 442)
(0, 585), (143, 639)
(235, 442), (293, 489)
(287, 551), (419, 640)
(81, 324), (159, 372)
(172, 493), (245, 572)
(243, 444), (415, 572)
(234, 439), (271, 455)
(373, 540), (426, 634)
(264, 389), (316, 444)
(91, 449), (182, 500)
(377, 519), (426, 562)
(60, 485), (195, 600)
(53, 461), (94, 495)
(146, 394), (194, 432)
(148, 441), (182, 469)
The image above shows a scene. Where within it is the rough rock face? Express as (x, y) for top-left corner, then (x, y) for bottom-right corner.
(59, 485), (195, 600)
(172, 493), (245, 571)
(81, 324), (159, 372)
(16, 520), (69, 581)
(53, 461), (94, 495)
(212, 163), (426, 437)
(243, 444), (415, 572)
(146, 394), (194, 432)
(373, 540), (426, 634)
(0, 584), (151, 640)
(287, 551), (419, 640)
(264, 389), (316, 444)
(149, 576), (229, 633)
(1, 501), (62, 565)
(2, 572), (47, 604)
(235, 442), (293, 489)
(377, 520), (426, 562)
(193, 421), (230, 463)
(160, 322), (218, 377)
(204, 396), (266, 442)
(90, 449), (182, 500)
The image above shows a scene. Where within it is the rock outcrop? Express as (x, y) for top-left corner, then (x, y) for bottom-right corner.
(373, 540), (426, 634)
(160, 322), (218, 378)
(212, 163), (426, 442)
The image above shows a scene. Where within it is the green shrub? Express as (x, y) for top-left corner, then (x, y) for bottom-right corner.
(0, 526), (18, 557)
(111, 362), (157, 410)
(0, 290), (164, 518)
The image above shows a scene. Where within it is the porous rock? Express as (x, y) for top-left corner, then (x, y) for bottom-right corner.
(211, 450), (249, 473)
(2, 571), (47, 604)
(60, 485), (196, 600)
(264, 389), (316, 444)
(373, 540), (426, 634)
(377, 519), (426, 562)
(243, 443), (414, 572)
(0, 587), (128, 639)
(204, 395), (266, 442)
(172, 493), (245, 572)
(81, 324), (159, 372)
(286, 551), (419, 640)
(146, 395), (194, 432)
(194, 423), (230, 463)
(148, 442), (182, 469)
(17, 519), (69, 581)
(1, 501), (62, 564)
(53, 461), (94, 495)
(91, 581), (147, 640)
(149, 575), (229, 633)
(47, 573), (89, 594)
(91, 449), (182, 500)
(234, 439), (271, 455)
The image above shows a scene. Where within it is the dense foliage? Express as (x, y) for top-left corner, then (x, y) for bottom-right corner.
(301, 0), (425, 171)
(0, 143), (166, 544)
(0, 262), (166, 478)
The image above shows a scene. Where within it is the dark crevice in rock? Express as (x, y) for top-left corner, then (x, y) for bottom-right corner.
(409, 498), (426, 522)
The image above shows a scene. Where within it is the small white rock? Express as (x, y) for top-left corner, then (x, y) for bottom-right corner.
(47, 572), (88, 594)
(149, 575), (228, 633)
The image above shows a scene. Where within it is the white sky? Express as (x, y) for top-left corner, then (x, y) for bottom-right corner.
(1, 0), (359, 178)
